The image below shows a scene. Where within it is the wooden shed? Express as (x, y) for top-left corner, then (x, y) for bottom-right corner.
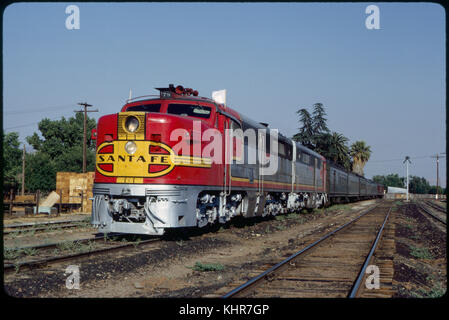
(56, 172), (95, 212)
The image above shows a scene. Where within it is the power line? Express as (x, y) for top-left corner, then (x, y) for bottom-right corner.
(4, 104), (76, 115)
(369, 155), (442, 163)
(4, 116), (65, 130)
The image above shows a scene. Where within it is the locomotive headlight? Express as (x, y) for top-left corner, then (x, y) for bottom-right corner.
(125, 116), (139, 133)
(125, 141), (137, 155)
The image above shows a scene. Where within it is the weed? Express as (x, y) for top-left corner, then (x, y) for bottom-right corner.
(176, 240), (184, 247)
(133, 237), (141, 248)
(326, 204), (350, 212)
(409, 246), (434, 260)
(78, 240), (95, 253)
(427, 284), (446, 298)
(405, 217), (414, 223)
(4, 248), (21, 260)
(410, 285), (446, 298)
(57, 240), (78, 252)
(275, 224), (286, 231)
(188, 262), (225, 272)
(286, 212), (300, 219)
(21, 247), (37, 256)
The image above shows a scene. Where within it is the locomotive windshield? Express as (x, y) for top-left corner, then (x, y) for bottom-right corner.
(126, 104), (161, 112)
(167, 103), (211, 119)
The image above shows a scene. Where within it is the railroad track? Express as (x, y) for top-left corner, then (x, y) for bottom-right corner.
(417, 201), (446, 225)
(423, 200), (446, 214)
(221, 203), (395, 298)
(3, 218), (93, 235)
(4, 233), (160, 274)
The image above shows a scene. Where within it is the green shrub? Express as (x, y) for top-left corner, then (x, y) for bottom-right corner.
(189, 262), (224, 272)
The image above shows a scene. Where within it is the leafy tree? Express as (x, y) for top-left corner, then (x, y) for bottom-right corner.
(311, 103), (330, 134)
(428, 186), (445, 195)
(22, 113), (96, 192)
(293, 103), (330, 149)
(292, 103), (351, 169)
(372, 174), (405, 189)
(408, 176), (431, 194)
(26, 112), (96, 173)
(292, 108), (314, 149)
(350, 141), (372, 176)
(24, 152), (56, 192)
(3, 132), (22, 184)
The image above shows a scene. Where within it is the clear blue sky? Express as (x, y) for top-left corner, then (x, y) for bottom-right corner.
(2, 2), (446, 186)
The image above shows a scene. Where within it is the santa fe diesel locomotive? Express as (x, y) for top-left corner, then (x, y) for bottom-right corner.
(91, 85), (384, 235)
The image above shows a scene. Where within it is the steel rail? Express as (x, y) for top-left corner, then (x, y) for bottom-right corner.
(4, 218), (92, 235)
(4, 237), (160, 274)
(4, 218), (89, 229)
(423, 200), (446, 214)
(5, 232), (125, 252)
(348, 207), (392, 298)
(3, 223), (89, 235)
(418, 202), (446, 225)
(222, 202), (382, 298)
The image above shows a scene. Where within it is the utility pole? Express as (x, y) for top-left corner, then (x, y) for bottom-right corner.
(431, 153), (446, 199)
(403, 156), (411, 201)
(21, 145), (25, 196)
(75, 102), (98, 173)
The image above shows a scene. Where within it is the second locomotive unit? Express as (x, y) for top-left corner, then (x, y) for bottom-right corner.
(91, 84), (384, 235)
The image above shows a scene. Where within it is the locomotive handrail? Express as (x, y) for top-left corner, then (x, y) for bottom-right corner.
(125, 95), (160, 103)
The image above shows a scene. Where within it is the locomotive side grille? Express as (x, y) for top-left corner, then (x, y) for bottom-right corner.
(93, 187), (110, 194)
(145, 189), (182, 197)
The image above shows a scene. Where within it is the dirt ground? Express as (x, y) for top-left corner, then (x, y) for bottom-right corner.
(3, 199), (446, 299)
(392, 202), (446, 298)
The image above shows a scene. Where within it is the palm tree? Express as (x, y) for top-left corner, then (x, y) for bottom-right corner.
(328, 132), (351, 169)
(350, 140), (371, 176)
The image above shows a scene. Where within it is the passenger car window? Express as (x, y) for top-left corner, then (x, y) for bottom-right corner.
(302, 153), (310, 165)
(126, 104), (161, 112)
(167, 104), (211, 119)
